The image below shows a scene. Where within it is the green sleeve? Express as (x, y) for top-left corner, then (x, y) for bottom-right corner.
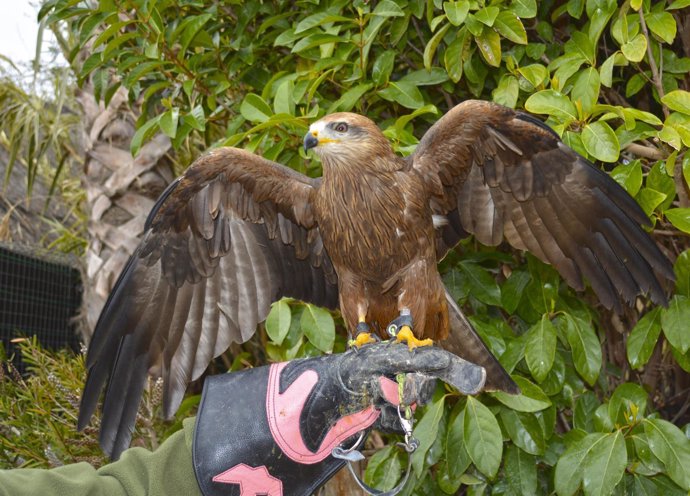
(0, 417), (202, 496)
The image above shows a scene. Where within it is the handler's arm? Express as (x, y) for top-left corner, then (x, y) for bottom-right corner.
(0, 418), (201, 496)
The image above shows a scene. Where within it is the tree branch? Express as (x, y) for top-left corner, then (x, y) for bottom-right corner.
(639, 9), (669, 118)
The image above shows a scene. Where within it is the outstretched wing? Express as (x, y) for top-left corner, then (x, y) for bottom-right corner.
(79, 147), (338, 459)
(411, 100), (674, 312)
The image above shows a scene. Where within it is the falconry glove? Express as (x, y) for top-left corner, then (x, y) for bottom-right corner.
(192, 342), (486, 496)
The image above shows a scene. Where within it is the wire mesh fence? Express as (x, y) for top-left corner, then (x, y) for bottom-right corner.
(0, 242), (82, 372)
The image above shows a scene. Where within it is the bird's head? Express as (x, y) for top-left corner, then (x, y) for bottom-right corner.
(304, 112), (392, 165)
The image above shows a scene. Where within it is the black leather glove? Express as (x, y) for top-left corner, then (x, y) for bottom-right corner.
(193, 343), (486, 496)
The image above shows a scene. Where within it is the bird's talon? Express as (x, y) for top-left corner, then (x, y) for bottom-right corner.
(349, 332), (378, 348)
(395, 326), (433, 350)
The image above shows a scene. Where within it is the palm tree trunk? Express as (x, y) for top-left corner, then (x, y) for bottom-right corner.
(76, 86), (171, 335)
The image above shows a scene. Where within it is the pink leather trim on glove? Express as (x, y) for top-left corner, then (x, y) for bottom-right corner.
(266, 362), (380, 464)
(213, 463), (283, 496)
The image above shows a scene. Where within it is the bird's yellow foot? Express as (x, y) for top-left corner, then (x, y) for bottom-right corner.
(349, 332), (378, 348)
(395, 326), (433, 350)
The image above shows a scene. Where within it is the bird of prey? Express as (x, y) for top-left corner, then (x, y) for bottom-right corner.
(78, 100), (674, 459)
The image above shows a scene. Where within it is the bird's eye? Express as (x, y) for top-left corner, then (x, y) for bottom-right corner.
(335, 123), (348, 133)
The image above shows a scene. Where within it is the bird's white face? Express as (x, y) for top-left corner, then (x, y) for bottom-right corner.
(303, 118), (353, 156)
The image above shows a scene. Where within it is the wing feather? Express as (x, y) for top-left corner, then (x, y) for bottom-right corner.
(413, 100), (673, 309)
(79, 147), (338, 459)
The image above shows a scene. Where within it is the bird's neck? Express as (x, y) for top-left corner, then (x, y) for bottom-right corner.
(320, 151), (403, 182)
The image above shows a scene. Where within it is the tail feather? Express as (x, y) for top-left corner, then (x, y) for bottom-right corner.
(441, 288), (519, 394)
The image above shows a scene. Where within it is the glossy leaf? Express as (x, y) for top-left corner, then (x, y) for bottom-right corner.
(525, 314), (557, 383)
(464, 396), (502, 478)
(265, 299), (292, 345)
(560, 313), (601, 385)
(662, 90), (690, 115)
(493, 10), (527, 44)
(492, 376), (552, 412)
(525, 90), (577, 121)
(505, 445), (537, 495)
(644, 419), (690, 490)
(411, 395), (446, 477)
(555, 432), (605, 496)
(300, 304), (335, 352)
(581, 430), (627, 496)
(581, 120), (619, 162)
(661, 295), (690, 353)
(627, 308), (662, 369)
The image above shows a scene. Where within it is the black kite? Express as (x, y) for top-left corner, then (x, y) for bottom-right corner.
(79, 100), (674, 458)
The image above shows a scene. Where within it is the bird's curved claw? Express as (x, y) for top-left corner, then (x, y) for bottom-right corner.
(395, 326), (433, 350)
(348, 322), (379, 349)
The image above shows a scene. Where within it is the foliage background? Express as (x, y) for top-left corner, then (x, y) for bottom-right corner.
(2, 0), (690, 494)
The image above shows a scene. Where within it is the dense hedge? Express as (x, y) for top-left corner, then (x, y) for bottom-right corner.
(36, 0), (690, 494)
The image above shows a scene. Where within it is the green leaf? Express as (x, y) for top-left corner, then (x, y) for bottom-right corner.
(372, 50), (396, 86)
(464, 396), (502, 478)
(492, 75), (519, 109)
(274, 80), (295, 116)
(411, 395), (446, 477)
(364, 445), (403, 491)
(474, 6), (499, 26)
(500, 409), (545, 455)
(666, 208), (690, 234)
(560, 313), (601, 385)
(444, 30), (468, 83)
(458, 261), (501, 306)
(505, 445), (537, 495)
(300, 304), (335, 352)
(240, 93), (273, 123)
(599, 52), (619, 88)
(328, 83), (373, 113)
(568, 31), (595, 65)
(644, 418), (690, 490)
(608, 383), (648, 426)
(400, 68), (449, 86)
(159, 108), (179, 139)
(582, 431), (627, 496)
(525, 314), (557, 383)
(571, 67), (600, 115)
(372, 0), (405, 17)
(610, 160), (643, 196)
(661, 295), (690, 354)
(646, 11), (677, 45)
(442, 405), (471, 492)
(443, 1), (470, 26)
(423, 23), (450, 70)
(509, 0), (537, 18)
(636, 187), (667, 216)
(266, 300), (292, 345)
(627, 308), (662, 369)
(581, 121), (619, 162)
(501, 270), (530, 313)
(621, 33), (647, 63)
(662, 90), (690, 115)
(130, 115), (161, 157)
(180, 13), (213, 53)
(525, 90), (578, 122)
(518, 64), (548, 89)
(493, 10), (527, 44)
(294, 12), (352, 34)
(291, 34), (341, 53)
(378, 81), (424, 110)
(475, 28), (501, 67)
(492, 376), (552, 412)
(674, 250), (690, 297)
(555, 433), (605, 496)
